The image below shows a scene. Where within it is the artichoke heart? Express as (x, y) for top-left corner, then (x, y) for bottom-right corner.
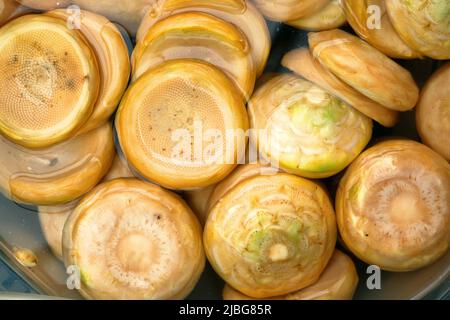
(133, 11), (255, 99)
(116, 59), (249, 190)
(248, 73), (372, 179)
(38, 154), (135, 260)
(204, 173), (337, 298)
(385, 0), (450, 59)
(308, 29), (419, 111)
(45, 9), (130, 135)
(336, 140), (450, 271)
(136, 0), (270, 76)
(63, 178), (205, 300)
(0, 14), (100, 148)
(0, 123), (114, 206)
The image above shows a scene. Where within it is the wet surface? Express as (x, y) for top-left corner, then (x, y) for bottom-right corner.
(0, 16), (447, 301)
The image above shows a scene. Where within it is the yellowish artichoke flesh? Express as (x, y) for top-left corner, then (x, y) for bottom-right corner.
(386, 0), (450, 59)
(204, 173), (337, 298)
(63, 179), (205, 300)
(136, 0), (270, 76)
(336, 140), (450, 271)
(249, 74), (372, 179)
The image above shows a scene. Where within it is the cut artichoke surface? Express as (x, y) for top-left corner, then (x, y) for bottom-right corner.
(63, 178), (205, 300)
(282, 48), (399, 127)
(72, 0), (153, 36)
(248, 73), (372, 179)
(342, 0), (421, 59)
(385, 0), (450, 60)
(223, 250), (358, 300)
(336, 140), (450, 272)
(46, 9), (130, 135)
(309, 29), (419, 112)
(287, 0), (346, 31)
(38, 154), (135, 260)
(416, 62), (450, 162)
(136, 0), (270, 76)
(0, 123), (114, 206)
(116, 59), (249, 190)
(132, 12), (255, 99)
(204, 173), (337, 298)
(252, 0), (329, 22)
(0, 14), (100, 148)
